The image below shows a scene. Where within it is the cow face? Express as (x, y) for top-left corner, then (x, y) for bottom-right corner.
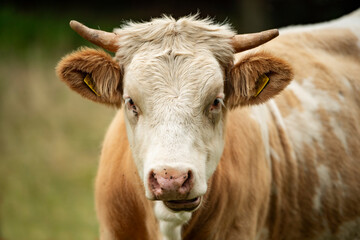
(56, 16), (292, 213)
(122, 50), (226, 207)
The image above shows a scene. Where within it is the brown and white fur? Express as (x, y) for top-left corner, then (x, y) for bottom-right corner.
(56, 10), (360, 240)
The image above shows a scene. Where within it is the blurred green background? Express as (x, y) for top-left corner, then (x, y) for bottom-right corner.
(0, 1), (358, 239)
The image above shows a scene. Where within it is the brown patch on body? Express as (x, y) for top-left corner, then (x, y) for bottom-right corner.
(274, 89), (303, 118)
(263, 27), (360, 239)
(183, 109), (271, 239)
(314, 106), (360, 233)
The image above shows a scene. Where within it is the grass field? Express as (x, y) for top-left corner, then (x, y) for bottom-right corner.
(0, 8), (116, 240)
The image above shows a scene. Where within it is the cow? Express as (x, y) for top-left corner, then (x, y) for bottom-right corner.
(56, 10), (360, 240)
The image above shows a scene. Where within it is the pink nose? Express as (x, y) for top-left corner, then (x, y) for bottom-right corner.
(148, 168), (193, 200)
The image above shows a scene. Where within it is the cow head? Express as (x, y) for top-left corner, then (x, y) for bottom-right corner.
(56, 16), (292, 213)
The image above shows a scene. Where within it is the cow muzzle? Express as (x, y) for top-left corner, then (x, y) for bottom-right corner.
(148, 168), (202, 212)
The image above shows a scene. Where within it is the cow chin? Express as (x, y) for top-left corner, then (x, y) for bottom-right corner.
(146, 190), (204, 212)
(163, 196), (202, 212)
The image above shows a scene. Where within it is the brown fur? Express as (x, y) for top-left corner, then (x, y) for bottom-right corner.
(95, 111), (160, 240)
(260, 25), (360, 239)
(182, 109), (271, 239)
(226, 52), (293, 108)
(56, 48), (123, 107)
(95, 109), (272, 240)
(57, 13), (360, 240)
(94, 28), (360, 239)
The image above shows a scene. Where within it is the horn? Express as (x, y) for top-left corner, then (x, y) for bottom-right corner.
(231, 29), (279, 52)
(69, 20), (119, 52)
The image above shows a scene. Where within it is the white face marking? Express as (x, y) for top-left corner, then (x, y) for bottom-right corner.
(123, 51), (226, 200)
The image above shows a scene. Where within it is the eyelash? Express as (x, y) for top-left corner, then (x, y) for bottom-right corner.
(125, 98), (138, 116)
(124, 96), (223, 117)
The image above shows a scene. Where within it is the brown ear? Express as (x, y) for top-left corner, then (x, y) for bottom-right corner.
(225, 51), (293, 109)
(56, 47), (123, 107)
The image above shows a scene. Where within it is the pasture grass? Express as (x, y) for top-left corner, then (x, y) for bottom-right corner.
(0, 7), (116, 240)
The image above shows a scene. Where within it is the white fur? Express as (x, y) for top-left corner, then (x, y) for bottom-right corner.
(280, 9), (360, 62)
(313, 165), (331, 212)
(117, 16), (235, 238)
(280, 9), (360, 35)
(155, 202), (192, 240)
(329, 116), (349, 154)
(284, 78), (342, 157)
(114, 15), (235, 68)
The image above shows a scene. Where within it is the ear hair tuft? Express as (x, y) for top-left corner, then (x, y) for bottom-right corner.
(56, 47), (123, 107)
(225, 51), (293, 108)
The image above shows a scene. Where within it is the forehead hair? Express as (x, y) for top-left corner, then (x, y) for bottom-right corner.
(125, 51), (224, 109)
(114, 15), (236, 68)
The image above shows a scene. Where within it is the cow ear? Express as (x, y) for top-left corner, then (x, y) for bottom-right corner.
(56, 47), (123, 107)
(225, 51), (293, 108)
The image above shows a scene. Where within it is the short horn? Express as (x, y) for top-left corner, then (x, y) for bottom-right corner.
(231, 29), (279, 52)
(69, 20), (119, 52)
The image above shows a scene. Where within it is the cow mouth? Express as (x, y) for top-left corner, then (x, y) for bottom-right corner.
(164, 197), (202, 212)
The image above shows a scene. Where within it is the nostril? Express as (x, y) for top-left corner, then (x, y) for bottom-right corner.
(149, 169), (194, 199)
(180, 170), (193, 193)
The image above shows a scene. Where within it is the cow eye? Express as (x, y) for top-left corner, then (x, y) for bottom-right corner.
(128, 98), (134, 106)
(213, 98), (220, 107)
(125, 97), (138, 116)
(210, 97), (224, 112)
